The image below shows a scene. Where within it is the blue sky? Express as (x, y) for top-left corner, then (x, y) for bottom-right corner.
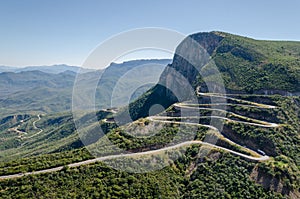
(1, 0), (300, 67)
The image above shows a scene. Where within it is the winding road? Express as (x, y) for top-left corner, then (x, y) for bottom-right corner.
(173, 103), (279, 128)
(25, 114), (43, 139)
(151, 92), (279, 155)
(0, 93), (278, 180)
(0, 140), (269, 180)
(197, 92), (277, 109)
(20, 115), (43, 147)
(19, 114), (43, 140)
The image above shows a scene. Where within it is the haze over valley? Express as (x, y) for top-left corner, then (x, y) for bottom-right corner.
(0, 1), (299, 198)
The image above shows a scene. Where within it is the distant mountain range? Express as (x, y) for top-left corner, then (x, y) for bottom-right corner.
(0, 64), (94, 74)
(0, 59), (171, 117)
(0, 32), (299, 198)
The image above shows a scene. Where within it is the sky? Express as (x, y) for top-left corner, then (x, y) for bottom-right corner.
(0, 0), (300, 67)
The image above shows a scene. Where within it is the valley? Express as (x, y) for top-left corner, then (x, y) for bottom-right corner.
(0, 31), (299, 198)
(0, 92), (277, 180)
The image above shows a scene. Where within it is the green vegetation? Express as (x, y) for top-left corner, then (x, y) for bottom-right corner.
(0, 32), (299, 198)
(211, 31), (300, 93)
(90, 122), (207, 154)
(0, 112), (81, 162)
(0, 148), (92, 176)
(0, 94), (299, 197)
(0, 147), (283, 198)
(0, 59), (170, 118)
(123, 32), (300, 124)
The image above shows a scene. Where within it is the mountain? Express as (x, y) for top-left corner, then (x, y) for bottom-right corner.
(127, 31), (300, 121)
(94, 59), (171, 108)
(0, 64), (93, 74)
(0, 66), (18, 73)
(0, 70), (76, 116)
(0, 70), (75, 94)
(109, 32), (299, 197)
(0, 59), (171, 117)
(0, 33), (299, 198)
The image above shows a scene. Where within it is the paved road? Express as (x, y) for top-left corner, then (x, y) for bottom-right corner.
(20, 115), (43, 147)
(24, 115), (43, 139)
(149, 116), (219, 131)
(148, 116), (270, 158)
(197, 92), (277, 109)
(0, 93), (274, 180)
(196, 92), (278, 126)
(0, 140), (269, 180)
(149, 92), (279, 161)
(8, 115), (43, 139)
(173, 104), (279, 128)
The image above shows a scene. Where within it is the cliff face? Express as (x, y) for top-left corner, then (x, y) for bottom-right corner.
(128, 32), (225, 120)
(123, 31), (300, 197)
(158, 32), (224, 98)
(163, 32), (224, 84)
(128, 31), (300, 120)
(162, 31), (300, 95)
(158, 30), (300, 102)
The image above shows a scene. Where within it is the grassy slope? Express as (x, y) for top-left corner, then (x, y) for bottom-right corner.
(0, 112), (80, 162)
(0, 32), (299, 198)
(0, 95), (299, 198)
(0, 147), (284, 199)
(211, 31), (300, 93)
(123, 32), (300, 123)
(0, 59), (170, 118)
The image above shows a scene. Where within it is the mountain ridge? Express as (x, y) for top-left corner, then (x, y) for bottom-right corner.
(0, 64), (93, 74)
(0, 32), (299, 198)
(0, 59), (171, 117)
(126, 31), (300, 121)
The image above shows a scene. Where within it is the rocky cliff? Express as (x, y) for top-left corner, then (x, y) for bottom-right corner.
(127, 31), (300, 121)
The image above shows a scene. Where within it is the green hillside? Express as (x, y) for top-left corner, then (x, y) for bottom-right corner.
(212, 31), (300, 93)
(0, 86), (299, 198)
(0, 59), (170, 118)
(126, 32), (300, 121)
(0, 32), (299, 198)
